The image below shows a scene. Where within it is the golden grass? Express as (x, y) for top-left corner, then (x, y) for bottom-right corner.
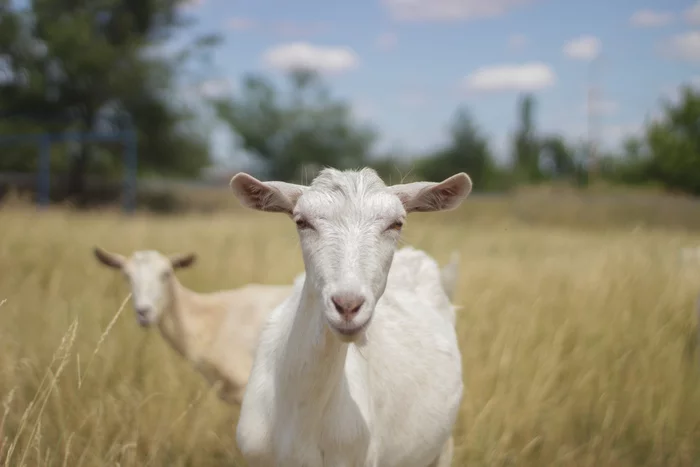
(1, 197), (700, 466)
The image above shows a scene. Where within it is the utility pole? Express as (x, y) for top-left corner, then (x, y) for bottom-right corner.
(586, 55), (601, 182)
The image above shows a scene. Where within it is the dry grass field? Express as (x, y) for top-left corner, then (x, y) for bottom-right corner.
(2, 190), (700, 466)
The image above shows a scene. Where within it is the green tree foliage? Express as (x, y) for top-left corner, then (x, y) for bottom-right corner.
(415, 106), (502, 191)
(645, 86), (700, 194)
(599, 136), (652, 186)
(3, 0), (699, 204)
(599, 85), (700, 194)
(0, 0), (216, 202)
(539, 135), (577, 179)
(512, 94), (541, 182)
(214, 69), (377, 182)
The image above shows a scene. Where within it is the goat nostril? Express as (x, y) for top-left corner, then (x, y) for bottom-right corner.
(331, 297), (343, 314)
(331, 294), (366, 318)
(349, 301), (363, 314)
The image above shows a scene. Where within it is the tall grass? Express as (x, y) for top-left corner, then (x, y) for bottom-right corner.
(1, 193), (700, 466)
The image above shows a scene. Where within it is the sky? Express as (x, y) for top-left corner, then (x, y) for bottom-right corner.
(172, 0), (700, 168)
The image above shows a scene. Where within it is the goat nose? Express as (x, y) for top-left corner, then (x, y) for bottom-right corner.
(331, 293), (365, 320)
(135, 306), (149, 317)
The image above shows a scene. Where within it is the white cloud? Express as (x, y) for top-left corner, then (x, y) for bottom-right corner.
(228, 17), (256, 31)
(381, 0), (538, 22)
(196, 78), (234, 98)
(377, 32), (398, 51)
(563, 35), (601, 61)
(685, 2), (700, 25)
(262, 42), (359, 74)
(660, 31), (700, 63)
(508, 33), (528, 50)
(463, 62), (556, 92)
(630, 9), (674, 27)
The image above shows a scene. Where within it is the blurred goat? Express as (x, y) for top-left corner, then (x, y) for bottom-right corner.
(93, 247), (293, 405)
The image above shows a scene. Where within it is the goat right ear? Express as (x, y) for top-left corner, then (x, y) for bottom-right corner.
(93, 247), (125, 269)
(230, 173), (306, 215)
(170, 252), (197, 269)
(389, 173), (472, 213)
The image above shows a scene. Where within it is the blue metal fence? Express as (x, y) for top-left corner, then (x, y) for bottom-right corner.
(0, 129), (138, 213)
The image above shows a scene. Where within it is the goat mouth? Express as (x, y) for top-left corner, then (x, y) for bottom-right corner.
(330, 318), (371, 337)
(136, 315), (151, 327)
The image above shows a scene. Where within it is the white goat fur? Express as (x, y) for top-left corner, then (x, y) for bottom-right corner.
(230, 167), (472, 467)
(93, 247), (292, 405)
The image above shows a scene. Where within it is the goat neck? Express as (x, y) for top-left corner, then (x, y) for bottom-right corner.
(157, 275), (210, 361)
(280, 279), (350, 406)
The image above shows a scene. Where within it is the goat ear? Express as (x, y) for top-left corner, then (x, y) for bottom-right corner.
(388, 173), (472, 213)
(170, 253), (196, 269)
(94, 247), (125, 269)
(230, 172), (306, 215)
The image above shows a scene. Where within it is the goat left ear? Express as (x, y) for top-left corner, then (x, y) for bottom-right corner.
(389, 173), (472, 213)
(230, 172), (306, 215)
(94, 246), (126, 269)
(170, 253), (196, 269)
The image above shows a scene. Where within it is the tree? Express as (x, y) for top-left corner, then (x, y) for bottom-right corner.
(415, 106), (500, 190)
(645, 85), (700, 194)
(539, 135), (576, 179)
(0, 0), (217, 203)
(599, 136), (652, 186)
(512, 93), (541, 182)
(214, 69), (377, 182)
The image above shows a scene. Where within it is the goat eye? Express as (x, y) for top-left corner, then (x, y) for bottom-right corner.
(295, 218), (312, 230)
(387, 221), (403, 232)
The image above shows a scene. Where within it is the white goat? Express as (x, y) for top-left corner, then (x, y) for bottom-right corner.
(93, 247), (293, 405)
(230, 167), (472, 467)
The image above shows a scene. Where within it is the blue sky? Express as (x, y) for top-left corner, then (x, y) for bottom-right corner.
(174, 0), (700, 168)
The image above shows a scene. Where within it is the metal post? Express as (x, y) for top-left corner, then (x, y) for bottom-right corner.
(0, 127), (138, 212)
(38, 135), (51, 210)
(123, 127), (137, 215)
